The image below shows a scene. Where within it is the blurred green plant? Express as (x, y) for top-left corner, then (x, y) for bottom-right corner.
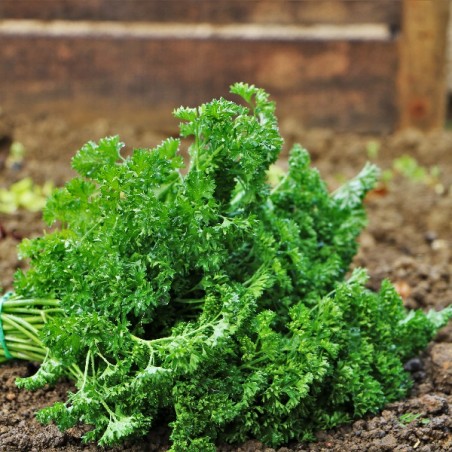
(365, 140), (380, 160)
(0, 178), (54, 214)
(7, 141), (26, 169)
(392, 155), (441, 185)
(365, 141), (442, 190)
(398, 412), (422, 425)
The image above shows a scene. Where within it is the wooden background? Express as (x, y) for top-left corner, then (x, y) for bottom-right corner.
(0, 0), (449, 133)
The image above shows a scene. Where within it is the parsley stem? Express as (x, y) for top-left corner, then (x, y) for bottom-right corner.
(269, 172), (289, 196)
(100, 398), (116, 420)
(2, 298), (60, 308)
(1, 315), (42, 346)
(0, 295), (79, 383)
(71, 365), (84, 380)
(131, 315), (222, 347)
(81, 350), (91, 391)
(173, 297), (204, 305)
(5, 342), (46, 354)
(0, 351), (45, 363)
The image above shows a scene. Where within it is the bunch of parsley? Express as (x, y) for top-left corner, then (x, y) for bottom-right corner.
(13, 84), (451, 450)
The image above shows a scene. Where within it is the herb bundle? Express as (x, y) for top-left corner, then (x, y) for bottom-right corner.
(8, 84), (451, 450)
(0, 292), (59, 363)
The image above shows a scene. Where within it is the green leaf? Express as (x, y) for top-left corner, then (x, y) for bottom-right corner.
(98, 412), (151, 446)
(72, 136), (124, 179)
(426, 305), (452, 329)
(332, 163), (379, 210)
(16, 355), (63, 390)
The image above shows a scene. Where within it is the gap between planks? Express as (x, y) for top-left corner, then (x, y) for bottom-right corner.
(0, 20), (392, 41)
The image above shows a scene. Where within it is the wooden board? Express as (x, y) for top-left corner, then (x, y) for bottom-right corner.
(398, 0), (450, 130)
(0, 31), (398, 133)
(0, 0), (402, 26)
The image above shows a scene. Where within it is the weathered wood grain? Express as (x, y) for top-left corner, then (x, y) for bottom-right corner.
(0, 32), (398, 132)
(0, 0), (402, 26)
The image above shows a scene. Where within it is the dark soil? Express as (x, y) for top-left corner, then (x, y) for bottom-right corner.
(0, 111), (451, 451)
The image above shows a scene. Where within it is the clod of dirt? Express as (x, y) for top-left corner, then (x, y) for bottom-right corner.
(418, 394), (449, 415)
(430, 343), (452, 394)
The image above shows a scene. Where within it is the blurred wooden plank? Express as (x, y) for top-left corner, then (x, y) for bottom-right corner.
(398, 0), (450, 130)
(0, 0), (402, 25)
(0, 32), (398, 133)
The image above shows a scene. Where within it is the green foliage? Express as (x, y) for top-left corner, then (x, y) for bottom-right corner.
(12, 84), (452, 450)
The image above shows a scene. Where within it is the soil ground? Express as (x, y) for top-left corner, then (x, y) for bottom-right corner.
(0, 110), (451, 451)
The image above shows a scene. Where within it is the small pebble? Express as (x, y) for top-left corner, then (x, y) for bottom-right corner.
(404, 357), (423, 372)
(5, 392), (16, 401)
